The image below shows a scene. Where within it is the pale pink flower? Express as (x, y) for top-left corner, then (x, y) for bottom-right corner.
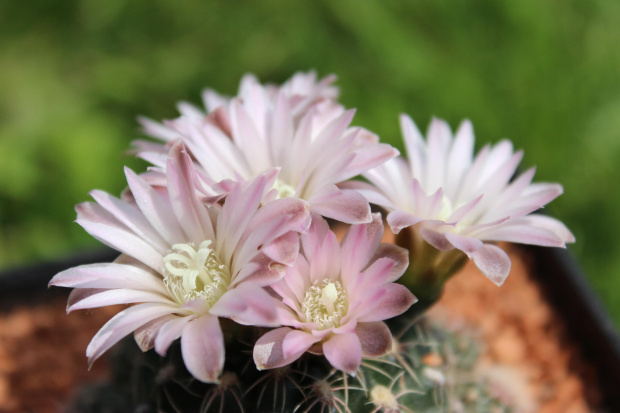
(253, 214), (416, 375)
(346, 115), (575, 286)
(134, 73), (398, 224)
(49, 142), (311, 383)
(135, 71), (339, 150)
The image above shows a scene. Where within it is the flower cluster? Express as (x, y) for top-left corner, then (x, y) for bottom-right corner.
(50, 71), (573, 383)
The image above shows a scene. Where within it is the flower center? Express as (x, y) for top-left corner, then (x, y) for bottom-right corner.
(162, 240), (230, 308)
(301, 279), (348, 330)
(272, 179), (297, 199)
(437, 196), (454, 222)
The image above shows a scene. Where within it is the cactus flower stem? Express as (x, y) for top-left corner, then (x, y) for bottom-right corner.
(394, 225), (468, 317)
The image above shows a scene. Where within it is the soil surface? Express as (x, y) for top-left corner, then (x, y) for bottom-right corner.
(430, 244), (600, 413)
(0, 246), (600, 412)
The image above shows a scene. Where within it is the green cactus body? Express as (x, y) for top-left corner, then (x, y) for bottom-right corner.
(73, 317), (515, 413)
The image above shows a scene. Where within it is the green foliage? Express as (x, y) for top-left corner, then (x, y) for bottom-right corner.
(1, 1), (619, 322)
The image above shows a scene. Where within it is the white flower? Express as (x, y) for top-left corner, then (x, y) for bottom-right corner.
(347, 115), (575, 286)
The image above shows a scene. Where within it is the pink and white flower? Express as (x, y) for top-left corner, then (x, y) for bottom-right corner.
(346, 115), (575, 286)
(134, 73), (398, 224)
(253, 214), (416, 375)
(49, 142), (311, 383)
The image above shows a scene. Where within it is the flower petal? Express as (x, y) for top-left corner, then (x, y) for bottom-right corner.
(357, 283), (417, 322)
(309, 186), (371, 224)
(444, 233), (483, 257)
(209, 283), (279, 327)
(282, 330), (321, 359)
(67, 288), (173, 313)
(355, 322), (392, 357)
(50, 263), (168, 295)
(181, 315), (224, 383)
(254, 327), (304, 370)
(155, 315), (195, 356)
(134, 314), (177, 352)
(340, 213), (383, 282)
(86, 303), (178, 367)
(323, 333), (362, 375)
(472, 244), (511, 286)
(387, 210), (423, 234)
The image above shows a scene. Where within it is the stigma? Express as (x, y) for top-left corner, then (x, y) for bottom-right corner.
(162, 240), (230, 308)
(302, 279), (348, 330)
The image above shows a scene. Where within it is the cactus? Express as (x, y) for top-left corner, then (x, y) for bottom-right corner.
(54, 72), (573, 413)
(70, 314), (514, 413)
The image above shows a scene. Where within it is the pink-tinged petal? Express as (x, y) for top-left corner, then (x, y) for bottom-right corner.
(400, 114), (426, 180)
(488, 148), (523, 188)
(234, 257), (285, 288)
(229, 100), (271, 172)
(254, 327), (305, 370)
(138, 116), (179, 141)
(216, 173), (270, 263)
(50, 263), (168, 295)
(446, 194), (483, 224)
(282, 330), (321, 359)
(86, 303), (178, 367)
(356, 322), (392, 357)
(445, 120), (474, 197)
(125, 167), (185, 246)
(269, 91), (294, 165)
(202, 89), (229, 112)
(523, 215), (575, 243)
(340, 213), (383, 281)
(357, 284), (417, 322)
(209, 283), (279, 327)
(323, 333), (362, 375)
(476, 215), (574, 247)
(234, 217), (296, 278)
(247, 197), (311, 235)
(89, 190), (167, 253)
(307, 110), (356, 163)
(472, 244), (511, 286)
(282, 254), (311, 303)
(205, 106), (233, 137)
(387, 210), (423, 234)
(353, 257), (396, 292)
(308, 186), (371, 224)
(444, 233), (483, 257)
(67, 288), (173, 313)
(411, 178), (428, 216)
(309, 230), (341, 283)
(181, 315), (224, 383)
(76, 219), (163, 272)
(301, 214), (330, 261)
(425, 117), (452, 193)
(419, 227), (453, 251)
(155, 315), (195, 356)
(338, 180), (396, 210)
(134, 314), (177, 352)
(260, 231), (301, 267)
(336, 143), (399, 182)
(167, 142), (214, 244)
(491, 167), (537, 209)
(425, 187), (445, 219)
(367, 244), (409, 284)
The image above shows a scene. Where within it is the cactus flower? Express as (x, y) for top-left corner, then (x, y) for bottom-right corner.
(49, 142), (311, 383)
(253, 214), (417, 375)
(346, 115), (575, 287)
(134, 73), (398, 224)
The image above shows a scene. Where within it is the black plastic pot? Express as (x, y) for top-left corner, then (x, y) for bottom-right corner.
(1, 245), (619, 410)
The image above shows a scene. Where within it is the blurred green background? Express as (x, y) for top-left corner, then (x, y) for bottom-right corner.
(1, 1), (619, 323)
